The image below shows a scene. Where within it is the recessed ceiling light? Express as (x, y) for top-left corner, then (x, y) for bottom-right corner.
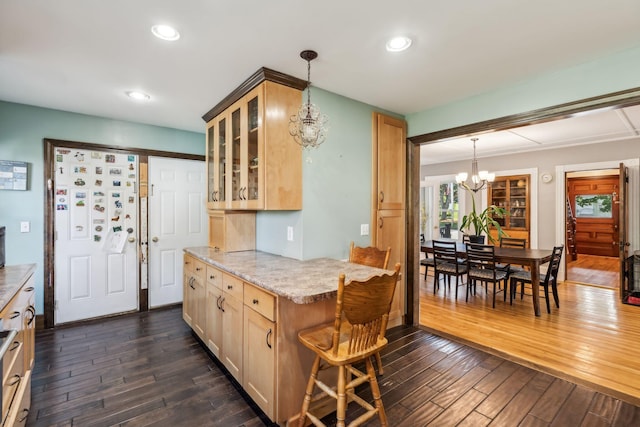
(386, 36), (412, 52)
(151, 24), (180, 41)
(125, 91), (151, 101)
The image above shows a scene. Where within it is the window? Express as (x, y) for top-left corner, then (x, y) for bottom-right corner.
(438, 182), (460, 239)
(575, 194), (612, 218)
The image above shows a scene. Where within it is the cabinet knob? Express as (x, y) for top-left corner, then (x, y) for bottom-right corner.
(252, 299), (259, 305)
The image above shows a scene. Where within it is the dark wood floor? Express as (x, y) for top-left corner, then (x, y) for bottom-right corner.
(28, 306), (640, 427)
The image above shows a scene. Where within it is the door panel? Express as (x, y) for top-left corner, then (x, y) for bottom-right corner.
(54, 147), (138, 324)
(619, 163), (629, 295)
(148, 157), (207, 308)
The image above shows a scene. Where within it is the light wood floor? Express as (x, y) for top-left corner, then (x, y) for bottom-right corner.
(419, 270), (640, 407)
(567, 254), (620, 289)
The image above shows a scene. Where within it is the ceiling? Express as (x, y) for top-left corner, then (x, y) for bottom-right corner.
(420, 104), (640, 165)
(2, 1), (640, 163)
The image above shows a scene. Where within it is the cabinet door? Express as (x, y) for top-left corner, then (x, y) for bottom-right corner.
(243, 308), (275, 419)
(206, 116), (228, 209)
(206, 282), (223, 358)
(182, 257), (193, 326)
(244, 91), (263, 209)
(376, 209), (405, 326)
(230, 104), (244, 208)
(192, 262), (206, 339)
(221, 294), (243, 382)
(374, 113), (406, 210)
(22, 285), (35, 371)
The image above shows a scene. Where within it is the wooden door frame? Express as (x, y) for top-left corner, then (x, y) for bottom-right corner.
(43, 139), (203, 329)
(406, 87), (640, 325)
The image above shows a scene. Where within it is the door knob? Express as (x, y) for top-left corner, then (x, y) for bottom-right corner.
(152, 237), (159, 242)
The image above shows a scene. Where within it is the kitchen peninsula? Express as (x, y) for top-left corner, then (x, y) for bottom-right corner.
(183, 247), (393, 425)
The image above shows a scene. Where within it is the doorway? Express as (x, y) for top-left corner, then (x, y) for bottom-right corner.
(44, 139), (205, 328)
(565, 169), (620, 289)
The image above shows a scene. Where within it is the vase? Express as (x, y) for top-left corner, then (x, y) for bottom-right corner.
(468, 235), (486, 244)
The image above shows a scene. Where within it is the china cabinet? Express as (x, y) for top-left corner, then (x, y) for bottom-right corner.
(487, 174), (530, 245)
(204, 68), (307, 211)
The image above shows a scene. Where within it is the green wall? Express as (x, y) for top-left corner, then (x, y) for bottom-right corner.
(256, 88), (398, 261)
(0, 101), (205, 314)
(406, 45), (640, 137)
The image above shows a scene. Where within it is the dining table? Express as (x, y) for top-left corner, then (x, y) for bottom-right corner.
(421, 240), (554, 316)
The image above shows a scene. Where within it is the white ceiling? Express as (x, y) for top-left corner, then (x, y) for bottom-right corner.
(421, 104), (640, 165)
(2, 1), (640, 163)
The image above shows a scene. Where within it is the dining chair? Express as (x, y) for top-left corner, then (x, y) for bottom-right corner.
(349, 241), (390, 270)
(296, 263), (401, 427)
(348, 241), (390, 375)
(497, 236), (528, 275)
(509, 245), (564, 313)
(465, 243), (508, 308)
(432, 240), (467, 298)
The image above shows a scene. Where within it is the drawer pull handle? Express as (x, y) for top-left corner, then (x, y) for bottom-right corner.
(216, 296), (222, 310)
(10, 341), (20, 352)
(18, 408), (29, 423)
(8, 374), (21, 387)
(266, 328), (272, 349)
(10, 311), (20, 319)
(379, 191), (384, 203)
(252, 299), (259, 305)
(220, 297), (225, 313)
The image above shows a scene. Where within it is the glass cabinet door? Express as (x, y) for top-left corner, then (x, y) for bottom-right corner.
(246, 96), (259, 202)
(207, 124), (215, 205)
(231, 108), (241, 203)
(217, 117), (226, 205)
(508, 178), (528, 228)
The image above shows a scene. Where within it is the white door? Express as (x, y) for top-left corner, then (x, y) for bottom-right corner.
(54, 148), (139, 324)
(148, 157), (207, 308)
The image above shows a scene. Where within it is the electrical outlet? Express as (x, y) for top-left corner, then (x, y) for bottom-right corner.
(287, 226), (294, 241)
(20, 221), (30, 233)
(360, 224), (369, 236)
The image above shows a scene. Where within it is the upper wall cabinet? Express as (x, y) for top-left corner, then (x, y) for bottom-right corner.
(374, 114), (406, 210)
(204, 68), (307, 211)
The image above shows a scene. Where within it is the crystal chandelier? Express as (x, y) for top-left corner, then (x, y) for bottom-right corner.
(455, 138), (495, 192)
(289, 50), (329, 149)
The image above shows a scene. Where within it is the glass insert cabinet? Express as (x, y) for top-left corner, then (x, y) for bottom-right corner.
(487, 174), (530, 245)
(204, 72), (305, 211)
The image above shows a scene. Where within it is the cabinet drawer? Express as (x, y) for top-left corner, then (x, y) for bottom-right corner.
(206, 266), (222, 290)
(223, 274), (244, 301)
(2, 344), (23, 418)
(192, 259), (206, 279)
(244, 284), (276, 322)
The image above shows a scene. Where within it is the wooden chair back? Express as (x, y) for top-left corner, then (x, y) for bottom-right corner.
(349, 241), (391, 269)
(499, 237), (527, 248)
(330, 263), (401, 357)
(432, 240), (458, 265)
(543, 245), (564, 284)
(466, 243), (498, 273)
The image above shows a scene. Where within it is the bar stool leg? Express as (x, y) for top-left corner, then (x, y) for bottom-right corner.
(374, 352), (384, 375)
(298, 355), (321, 427)
(336, 365), (347, 427)
(366, 357), (388, 426)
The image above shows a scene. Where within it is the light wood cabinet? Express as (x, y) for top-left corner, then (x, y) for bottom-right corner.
(488, 174), (530, 245)
(243, 305), (276, 419)
(204, 69), (306, 211)
(205, 266), (223, 358)
(208, 210), (256, 252)
(376, 209), (405, 325)
(1, 266), (35, 427)
(220, 274), (244, 382)
(372, 112), (407, 326)
(183, 255), (205, 337)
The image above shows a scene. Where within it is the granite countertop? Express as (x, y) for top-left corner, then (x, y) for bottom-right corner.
(184, 247), (394, 304)
(0, 264), (36, 311)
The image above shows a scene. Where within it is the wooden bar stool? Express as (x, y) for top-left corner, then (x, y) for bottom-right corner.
(348, 241), (391, 374)
(297, 263), (401, 427)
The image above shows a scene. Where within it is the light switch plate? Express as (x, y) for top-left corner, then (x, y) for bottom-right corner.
(287, 226), (294, 241)
(20, 221), (30, 233)
(360, 224), (369, 236)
